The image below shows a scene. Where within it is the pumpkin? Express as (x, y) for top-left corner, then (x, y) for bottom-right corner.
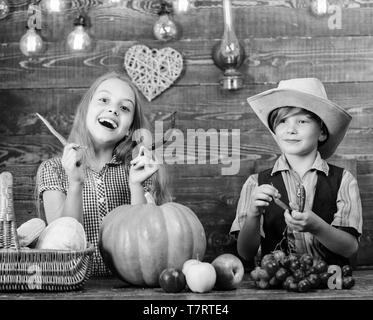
(99, 193), (206, 287)
(36, 217), (87, 251)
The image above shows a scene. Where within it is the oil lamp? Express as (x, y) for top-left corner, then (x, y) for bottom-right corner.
(212, 0), (245, 90)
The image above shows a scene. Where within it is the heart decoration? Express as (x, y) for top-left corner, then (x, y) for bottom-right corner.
(124, 44), (183, 102)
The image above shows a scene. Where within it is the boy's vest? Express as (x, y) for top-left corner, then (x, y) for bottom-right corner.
(258, 164), (350, 266)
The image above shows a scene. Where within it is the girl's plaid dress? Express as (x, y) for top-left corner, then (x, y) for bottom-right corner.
(37, 155), (152, 276)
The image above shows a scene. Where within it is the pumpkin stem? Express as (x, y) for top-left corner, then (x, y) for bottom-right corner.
(144, 192), (156, 205)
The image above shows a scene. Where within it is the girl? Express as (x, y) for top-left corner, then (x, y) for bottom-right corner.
(36, 71), (171, 276)
(230, 78), (363, 267)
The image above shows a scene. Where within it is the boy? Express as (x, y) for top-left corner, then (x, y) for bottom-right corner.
(230, 78), (362, 266)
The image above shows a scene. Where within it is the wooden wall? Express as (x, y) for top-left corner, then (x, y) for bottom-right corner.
(1, 0), (373, 266)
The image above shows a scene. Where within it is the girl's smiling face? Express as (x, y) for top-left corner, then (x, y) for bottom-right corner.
(273, 108), (327, 157)
(86, 78), (135, 148)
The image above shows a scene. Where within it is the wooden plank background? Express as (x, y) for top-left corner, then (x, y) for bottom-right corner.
(1, 0), (373, 266)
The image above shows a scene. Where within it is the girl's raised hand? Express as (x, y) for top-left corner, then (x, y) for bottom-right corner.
(61, 143), (85, 184)
(129, 146), (160, 186)
(249, 184), (279, 217)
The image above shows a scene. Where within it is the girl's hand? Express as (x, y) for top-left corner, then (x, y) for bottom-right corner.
(61, 143), (85, 184)
(129, 146), (159, 186)
(249, 184), (279, 217)
(284, 206), (322, 234)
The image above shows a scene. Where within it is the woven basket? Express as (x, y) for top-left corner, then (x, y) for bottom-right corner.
(0, 171), (95, 292)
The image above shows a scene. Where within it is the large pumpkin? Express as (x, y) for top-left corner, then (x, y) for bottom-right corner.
(99, 193), (206, 287)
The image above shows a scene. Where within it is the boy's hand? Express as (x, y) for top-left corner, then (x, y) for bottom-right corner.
(61, 143), (85, 184)
(284, 206), (322, 234)
(129, 146), (159, 186)
(249, 184), (279, 217)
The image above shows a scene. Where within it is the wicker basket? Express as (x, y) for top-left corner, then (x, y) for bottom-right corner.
(0, 171), (95, 292)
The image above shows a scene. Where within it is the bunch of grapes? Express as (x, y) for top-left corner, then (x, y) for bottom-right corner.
(250, 250), (355, 293)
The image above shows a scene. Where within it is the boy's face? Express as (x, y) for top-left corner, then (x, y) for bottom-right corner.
(86, 78), (135, 149)
(273, 109), (327, 157)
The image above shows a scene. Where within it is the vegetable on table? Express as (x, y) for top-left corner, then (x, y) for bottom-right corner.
(17, 218), (46, 247)
(99, 192), (206, 287)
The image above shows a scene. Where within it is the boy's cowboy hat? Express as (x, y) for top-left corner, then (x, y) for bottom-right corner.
(247, 78), (352, 159)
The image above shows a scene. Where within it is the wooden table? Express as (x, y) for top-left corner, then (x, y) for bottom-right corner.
(1, 270), (373, 300)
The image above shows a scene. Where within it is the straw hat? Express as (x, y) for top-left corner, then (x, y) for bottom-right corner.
(247, 78), (352, 159)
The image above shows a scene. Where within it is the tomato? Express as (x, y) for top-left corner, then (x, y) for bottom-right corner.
(342, 265), (353, 277)
(159, 268), (186, 293)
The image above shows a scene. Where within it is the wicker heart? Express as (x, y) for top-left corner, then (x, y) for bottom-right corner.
(124, 45), (183, 102)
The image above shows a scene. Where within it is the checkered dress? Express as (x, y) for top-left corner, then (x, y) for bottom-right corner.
(37, 155), (152, 277)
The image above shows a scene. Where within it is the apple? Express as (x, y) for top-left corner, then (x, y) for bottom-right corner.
(211, 253), (244, 290)
(182, 259), (200, 276)
(184, 261), (216, 293)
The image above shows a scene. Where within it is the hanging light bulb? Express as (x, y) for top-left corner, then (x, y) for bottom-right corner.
(107, 0), (122, 4)
(153, 0), (179, 41)
(212, 0), (245, 90)
(67, 15), (92, 52)
(20, 28), (44, 56)
(0, 0), (10, 20)
(172, 0), (192, 15)
(310, 0), (330, 16)
(153, 14), (178, 42)
(42, 0), (63, 12)
(19, 3), (44, 57)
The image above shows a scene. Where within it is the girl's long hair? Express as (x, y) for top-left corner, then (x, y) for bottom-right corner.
(67, 71), (172, 205)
